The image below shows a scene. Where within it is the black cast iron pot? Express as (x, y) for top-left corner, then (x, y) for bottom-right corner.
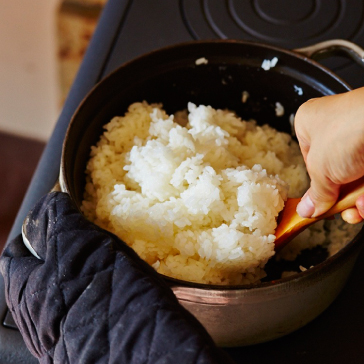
(55, 39), (364, 346)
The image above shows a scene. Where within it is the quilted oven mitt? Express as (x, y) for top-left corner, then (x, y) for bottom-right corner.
(0, 192), (234, 364)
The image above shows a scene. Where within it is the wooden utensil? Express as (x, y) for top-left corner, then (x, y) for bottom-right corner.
(274, 177), (364, 251)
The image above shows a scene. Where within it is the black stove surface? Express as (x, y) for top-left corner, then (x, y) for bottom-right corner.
(2, 1), (364, 363)
(105, 0), (364, 87)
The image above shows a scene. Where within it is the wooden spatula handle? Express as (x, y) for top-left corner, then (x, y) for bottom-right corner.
(321, 176), (364, 218)
(274, 176), (364, 251)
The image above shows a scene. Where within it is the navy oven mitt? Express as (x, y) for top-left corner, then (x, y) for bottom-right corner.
(0, 192), (235, 364)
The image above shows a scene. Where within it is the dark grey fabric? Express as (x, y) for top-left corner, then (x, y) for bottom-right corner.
(0, 192), (234, 364)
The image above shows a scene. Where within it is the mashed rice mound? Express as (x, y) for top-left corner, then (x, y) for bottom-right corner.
(82, 101), (310, 285)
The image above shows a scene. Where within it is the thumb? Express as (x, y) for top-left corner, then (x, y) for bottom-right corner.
(297, 178), (340, 218)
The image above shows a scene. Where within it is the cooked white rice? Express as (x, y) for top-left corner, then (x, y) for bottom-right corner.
(81, 101), (357, 285)
(261, 57), (278, 71)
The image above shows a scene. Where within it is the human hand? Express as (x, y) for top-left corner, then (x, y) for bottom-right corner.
(0, 192), (233, 364)
(294, 87), (364, 224)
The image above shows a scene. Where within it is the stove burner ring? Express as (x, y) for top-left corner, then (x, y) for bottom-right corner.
(181, 0), (364, 48)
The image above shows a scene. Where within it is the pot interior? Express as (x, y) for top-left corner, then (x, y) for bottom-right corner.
(62, 40), (351, 214)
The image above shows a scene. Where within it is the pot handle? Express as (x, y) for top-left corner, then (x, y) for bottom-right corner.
(294, 39), (364, 67)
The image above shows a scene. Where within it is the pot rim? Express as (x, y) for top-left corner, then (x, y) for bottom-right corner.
(62, 38), (353, 139)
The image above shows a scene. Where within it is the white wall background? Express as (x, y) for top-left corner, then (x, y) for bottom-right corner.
(0, 0), (60, 141)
